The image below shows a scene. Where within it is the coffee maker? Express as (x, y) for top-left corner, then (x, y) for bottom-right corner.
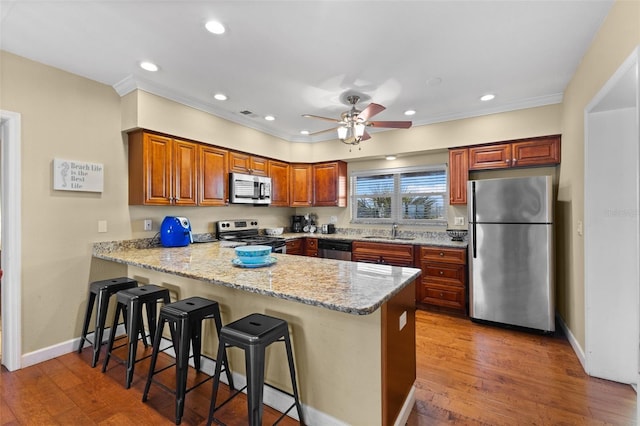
(291, 215), (304, 233)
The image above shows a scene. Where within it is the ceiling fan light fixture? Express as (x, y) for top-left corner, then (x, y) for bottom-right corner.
(354, 123), (366, 139)
(205, 20), (226, 35)
(337, 126), (348, 140)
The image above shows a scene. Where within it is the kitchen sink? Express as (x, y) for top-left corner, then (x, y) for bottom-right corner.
(362, 236), (415, 241)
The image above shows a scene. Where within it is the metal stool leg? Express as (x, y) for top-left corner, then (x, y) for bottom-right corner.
(142, 316), (166, 402)
(175, 316), (191, 425)
(78, 292), (96, 353)
(284, 333), (305, 425)
(92, 289), (111, 367)
(246, 344), (267, 426)
(101, 303), (124, 373)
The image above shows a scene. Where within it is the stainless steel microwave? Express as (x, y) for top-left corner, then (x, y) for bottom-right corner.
(229, 172), (271, 205)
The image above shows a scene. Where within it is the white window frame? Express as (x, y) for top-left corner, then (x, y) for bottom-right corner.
(350, 164), (448, 226)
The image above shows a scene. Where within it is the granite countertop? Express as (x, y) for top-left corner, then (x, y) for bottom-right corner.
(280, 231), (468, 249)
(93, 242), (421, 316)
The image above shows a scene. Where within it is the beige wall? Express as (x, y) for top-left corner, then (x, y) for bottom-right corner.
(2, 0), (637, 361)
(557, 0), (640, 348)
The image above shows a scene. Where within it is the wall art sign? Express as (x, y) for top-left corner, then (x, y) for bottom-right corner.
(53, 158), (104, 192)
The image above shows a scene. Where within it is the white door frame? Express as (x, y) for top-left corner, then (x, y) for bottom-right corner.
(584, 46), (639, 400)
(1, 109), (22, 371)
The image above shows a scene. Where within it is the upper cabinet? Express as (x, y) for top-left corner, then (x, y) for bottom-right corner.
(268, 160), (290, 207)
(313, 161), (348, 207)
(198, 145), (229, 206)
(449, 135), (561, 205)
(469, 135), (560, 170)
(128, 130), (197, 206)
(229, 151), (268, 176)
(448, 148), (469, 205)
(290, 163), (313, 207)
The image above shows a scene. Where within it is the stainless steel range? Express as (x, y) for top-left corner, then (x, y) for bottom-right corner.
(216, 219), (286, 253)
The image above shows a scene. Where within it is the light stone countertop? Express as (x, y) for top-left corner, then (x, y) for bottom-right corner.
(93, 242), (422, 315)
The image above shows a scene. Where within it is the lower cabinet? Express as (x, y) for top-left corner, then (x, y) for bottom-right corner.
(285, 239), (303, 256)
(304, 238), (318, 257)
(416, 246), (467, 314)
(351, 241), (414, 267)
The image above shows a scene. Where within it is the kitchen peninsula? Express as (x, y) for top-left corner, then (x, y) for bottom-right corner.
(93, 240), (421, 426)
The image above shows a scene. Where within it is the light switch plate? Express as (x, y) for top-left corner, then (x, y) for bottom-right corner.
(143, 219), (152, 231)
(454, 216), (465, 226)
(98, 220), (107, 233)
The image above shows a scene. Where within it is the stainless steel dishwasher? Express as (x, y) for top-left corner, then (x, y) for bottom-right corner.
(318, 239), (352, 261)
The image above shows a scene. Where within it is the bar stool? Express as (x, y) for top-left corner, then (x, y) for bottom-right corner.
(101, 284), (172, 388)
(207, 313), (305, 426)
(78, 277), (138, 367)
(142, 296), (234, 425)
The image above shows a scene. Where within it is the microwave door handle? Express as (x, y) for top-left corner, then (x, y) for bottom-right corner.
(260, 182), (265, 198)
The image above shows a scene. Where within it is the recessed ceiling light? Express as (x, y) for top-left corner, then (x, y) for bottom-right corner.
(213, 93), (228, 101)
(264, 115), (275, 121)
(385, 155), (397, 161)
(480, 94), (495, 101)
(205, 20), (226, 35)
(404, 110), (416, 116)
(300, 130), (310, 135)
(140, 61), (158, 72)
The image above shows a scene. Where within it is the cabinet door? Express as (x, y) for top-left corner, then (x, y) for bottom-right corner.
(143, 132), (173, 205)
(304, 238), (318, 257)
(285, 239), (303, 255)
(229, 151), (267, 176)
(269, 160), (290, 207)
(449, 148), (469, 205)
(173, 139), (198, 206)
(468, 143), (512, 170)
(199, 145), (228, 206)
(313, 161), (347, 207)
(512, 136), (560, 167)
(290, 164), (313, 207)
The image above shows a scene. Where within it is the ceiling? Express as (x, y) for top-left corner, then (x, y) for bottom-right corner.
(0, 0), (613, 143)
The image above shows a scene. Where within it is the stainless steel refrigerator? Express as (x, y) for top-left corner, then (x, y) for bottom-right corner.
(468, 175), (555, 332)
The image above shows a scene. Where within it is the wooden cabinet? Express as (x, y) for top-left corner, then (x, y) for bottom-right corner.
(416, 246), (467, 313)
(285, 239), (303, 256)
(268, 160), (290, 207)
(313, 161), (348, 207)
(304, 238), (318, 257)
(351, 241), (414, 267)
(290, 164), (313, 207)
(198, 145), (228, 206)
(449, 135), (561, 205)
(229, 151), (268, 176)
(469, 143), (512, 170)
(128, 130), (197, 206)
(449, 148), (469, 205)
(469, 135), (560, 170)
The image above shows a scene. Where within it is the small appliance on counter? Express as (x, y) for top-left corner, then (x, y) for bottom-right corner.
(321, 224), (336, 234)
(160, 216), (193, 247)
(291, 215), (304, 233)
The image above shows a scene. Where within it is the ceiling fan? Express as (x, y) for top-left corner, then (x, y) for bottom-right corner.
(302, 95), (412, 148)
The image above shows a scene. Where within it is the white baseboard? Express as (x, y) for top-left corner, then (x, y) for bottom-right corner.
(394, 384), (416, 426)
(556, 313), (587, 372)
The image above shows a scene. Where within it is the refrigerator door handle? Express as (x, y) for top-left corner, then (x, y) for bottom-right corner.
(471, 181), (477, 258)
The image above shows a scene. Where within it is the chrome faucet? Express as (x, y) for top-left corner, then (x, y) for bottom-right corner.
(391, 223), (398, 239)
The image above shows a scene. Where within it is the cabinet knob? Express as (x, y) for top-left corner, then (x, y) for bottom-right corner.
(506, 158), (510, 163)
(512, 158), (517, 164)
(439, 252), (444, 257)
(439, 271), (444, 275)
(440, 292), (444, 297)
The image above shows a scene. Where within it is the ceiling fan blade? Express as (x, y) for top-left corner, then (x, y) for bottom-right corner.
(360, 130), (371, 141)
(309, 127), (340, 136)
(369, 120), (412, 129)
(357, 103), (385, 121)
(302, 114), (342, 123)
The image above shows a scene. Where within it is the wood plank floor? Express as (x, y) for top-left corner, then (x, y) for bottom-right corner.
(1, 310), (636, 425)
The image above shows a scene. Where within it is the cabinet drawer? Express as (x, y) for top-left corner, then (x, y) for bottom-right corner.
(420, 246), (466, 264)
(423, 262), (465, 285)
(285, 239), (303, 255)
(419, 284), (465, 310)
(304, 238), (318, 257)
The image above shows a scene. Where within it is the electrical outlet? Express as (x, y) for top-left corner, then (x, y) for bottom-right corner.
(143, 219), (152, 231)
(399, 311), (407, 331)
(98, 220), (107, 233)
(454, 216), (465, 226)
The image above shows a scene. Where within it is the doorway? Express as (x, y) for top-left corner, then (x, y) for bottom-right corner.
(584, 47), (639, 395)
(0, 109), (22, 371)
